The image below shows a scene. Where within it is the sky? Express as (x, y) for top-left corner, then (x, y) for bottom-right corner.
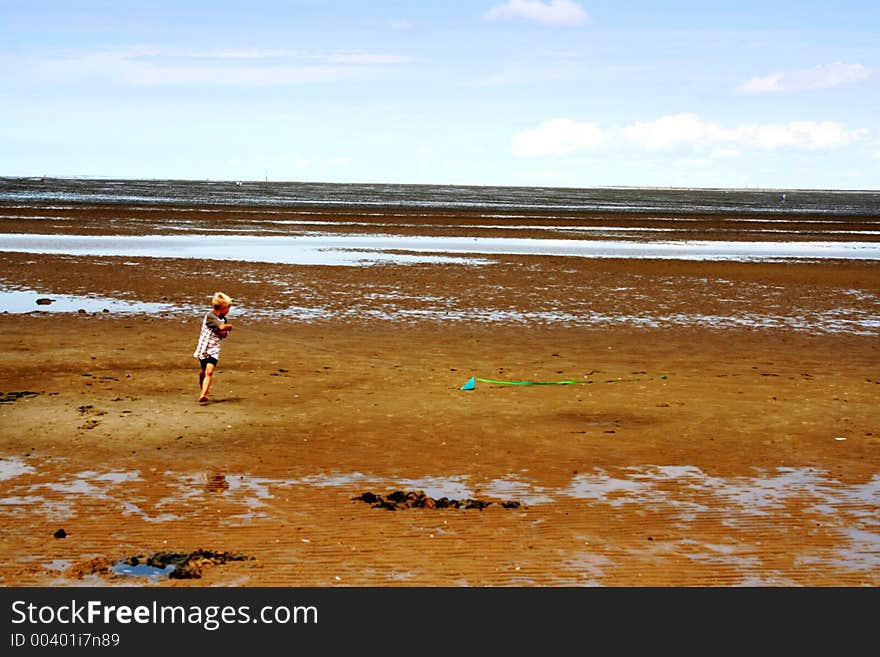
(1, 0), (878, 190)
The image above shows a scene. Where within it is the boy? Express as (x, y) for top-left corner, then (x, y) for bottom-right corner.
(193, 292), (233, 403)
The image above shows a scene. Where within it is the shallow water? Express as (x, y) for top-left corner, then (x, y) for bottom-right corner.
(0, 457), (36, 480)
(1, 459), (876, 584)
(3, 284), (877, 336)
(0, 288), (178, 315)
(110, 562), (175, 580)
(3, 460), (876, 555)
(1, 232), (878, 263)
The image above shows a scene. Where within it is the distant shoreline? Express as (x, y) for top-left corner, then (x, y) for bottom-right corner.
(2, 173), (879, 194)
(2, 176), (879, 217)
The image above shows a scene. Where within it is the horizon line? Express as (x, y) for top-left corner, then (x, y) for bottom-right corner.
(1, 175), (877, 195)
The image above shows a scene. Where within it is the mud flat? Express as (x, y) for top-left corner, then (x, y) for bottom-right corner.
(0, 204), (877, 586)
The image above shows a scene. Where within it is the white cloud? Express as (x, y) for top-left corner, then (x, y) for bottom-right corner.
(739, 62), (871, 94)
(486, 0), (589, 26)
(510, 113), (868, 157)
(510, 118), (603, 156)
(622, 113), (734, 150)
(30, 47), (409, 86)
(737, 121), (864, 149)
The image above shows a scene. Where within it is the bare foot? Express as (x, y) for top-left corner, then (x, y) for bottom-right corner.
(198, 396), (209, 404)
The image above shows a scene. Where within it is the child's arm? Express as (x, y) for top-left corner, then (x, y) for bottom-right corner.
(205, 313), (232, 337)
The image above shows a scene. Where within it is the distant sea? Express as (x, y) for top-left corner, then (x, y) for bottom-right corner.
(1, 177), (879, 216)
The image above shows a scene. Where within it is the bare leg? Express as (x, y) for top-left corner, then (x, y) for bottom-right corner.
(199, 362), (216, 402)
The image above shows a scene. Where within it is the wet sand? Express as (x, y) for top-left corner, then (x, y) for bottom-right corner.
(0, 205), (878, 586)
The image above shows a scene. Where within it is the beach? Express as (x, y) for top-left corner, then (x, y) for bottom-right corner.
(1, 193), (878, 586)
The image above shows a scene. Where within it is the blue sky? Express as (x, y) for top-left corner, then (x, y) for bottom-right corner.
(1, 0), (878, 189)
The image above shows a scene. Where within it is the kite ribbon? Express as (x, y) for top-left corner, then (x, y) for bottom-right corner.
(460, 375), (666, 390)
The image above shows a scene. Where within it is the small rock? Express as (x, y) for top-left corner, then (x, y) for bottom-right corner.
(53, 528), (67, 538)
(36, 298), (54, 305)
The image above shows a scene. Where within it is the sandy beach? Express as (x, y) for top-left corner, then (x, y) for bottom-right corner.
(0, 202), (878, 587)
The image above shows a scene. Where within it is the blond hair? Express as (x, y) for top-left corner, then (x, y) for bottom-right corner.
(212, 291), (232, 310)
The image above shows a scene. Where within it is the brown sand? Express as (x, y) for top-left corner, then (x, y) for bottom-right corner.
(0, 206), (878, 587)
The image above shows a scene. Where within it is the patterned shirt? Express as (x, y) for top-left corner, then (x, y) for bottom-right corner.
(193, 311), (228, 360)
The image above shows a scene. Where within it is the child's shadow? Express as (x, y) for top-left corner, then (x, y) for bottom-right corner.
(200, 396), (243, 405)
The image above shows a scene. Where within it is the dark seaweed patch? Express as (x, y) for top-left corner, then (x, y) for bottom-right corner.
(353, 490), (522, 511)
(0, 391), (39, 403)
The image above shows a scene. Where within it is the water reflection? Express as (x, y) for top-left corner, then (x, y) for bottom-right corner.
(0, 289), (176, 315)
(2, 462), (877, 581)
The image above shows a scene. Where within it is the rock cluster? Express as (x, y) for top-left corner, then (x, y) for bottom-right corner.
(121, 550), (253, 579)
(353, 490), (522, 511)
